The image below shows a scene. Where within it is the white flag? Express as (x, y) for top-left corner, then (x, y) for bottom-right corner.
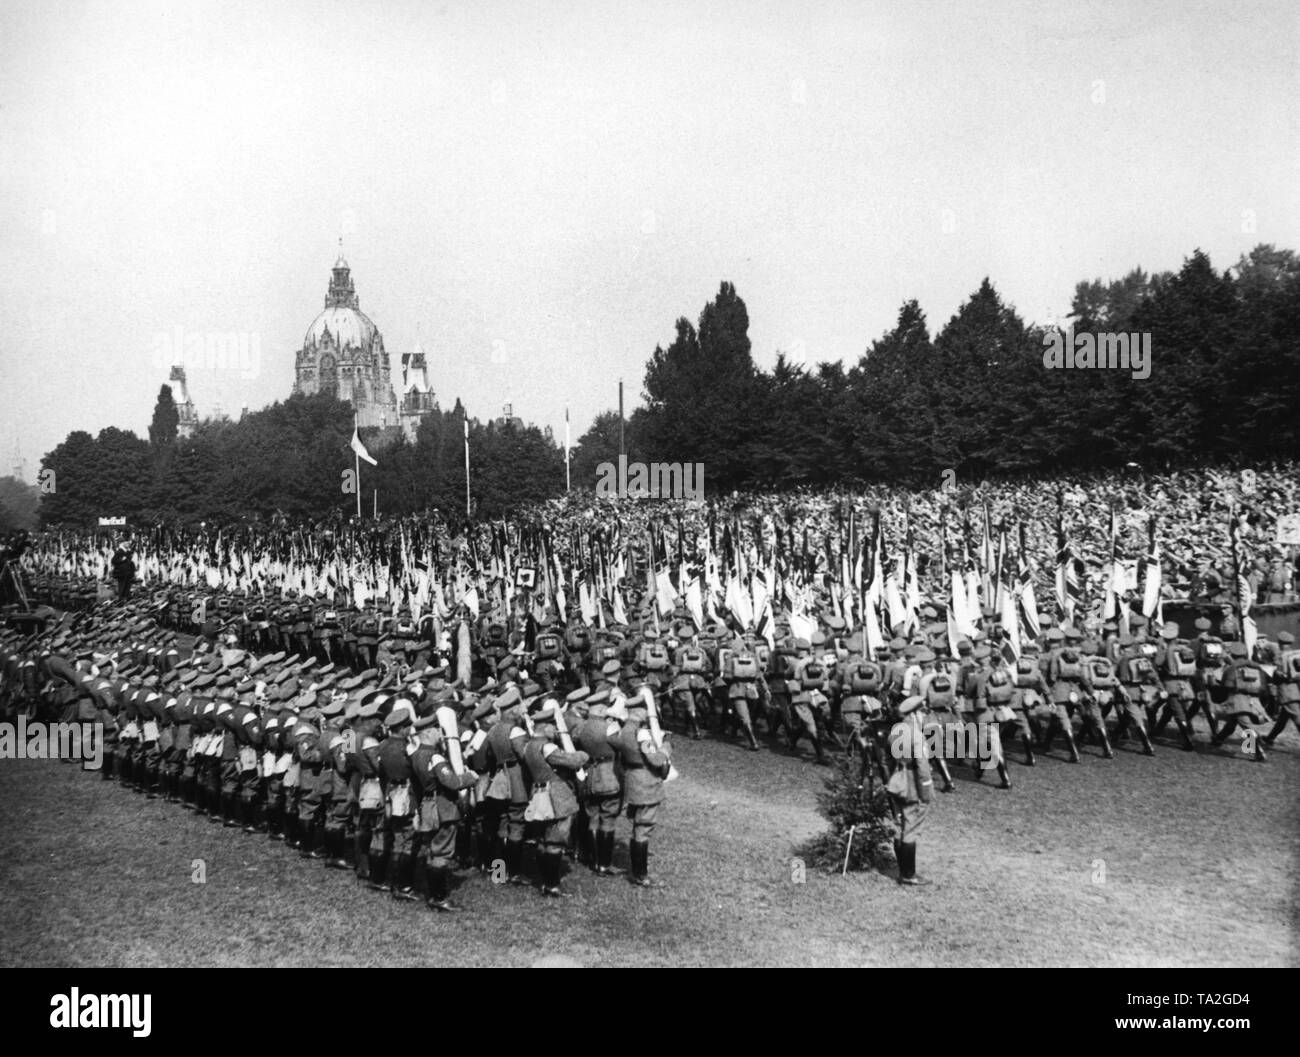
(351, 425), (377, 466)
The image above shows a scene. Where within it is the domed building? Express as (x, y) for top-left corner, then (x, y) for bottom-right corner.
(293, 254), (399, 428)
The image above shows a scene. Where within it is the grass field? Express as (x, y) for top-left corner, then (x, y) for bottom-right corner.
(1, 723), (1296, 967)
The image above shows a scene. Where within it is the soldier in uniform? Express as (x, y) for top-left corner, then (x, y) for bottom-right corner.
(573, 688), (625, 875)
(887, 695), (934, 886)
(411, 711), (479, 911)
(971, 648), (1013, 788)
(1042, 628), (1082, 762)
(1210, 642), (1269, 761)
(722, 633), (763, 751)
(352, 692), (389, 888)
(1076, 640), (1116, 759)
(377, 699), (421, 900)
(1264, 630), (1300, 746)
(669, 625), (710, 739)
(1152, 623), (1199, 750)
(617, 686), (673, 887)
(789, 639), (829, 763)
(1110, 638), (1158, 755)
(520, 697), (591, 897)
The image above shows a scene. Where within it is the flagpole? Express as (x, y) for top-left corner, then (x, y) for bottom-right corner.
(565, 406), (571, 493)
(354, 414), (361, 520)
(464, 412), (471, 518)
(373, 489), (377, 519)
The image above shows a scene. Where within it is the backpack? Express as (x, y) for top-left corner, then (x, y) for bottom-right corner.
(1233, 664), (1264, 696)
(1168, 645), (1197, 678)
(985, 667), (1013, 705)
(1127, 656), (1156, 683)
(1281, 650), (1300, 682)
(566, 627), (591, 652)
(801, 661), (826, 689)
(1055, 651), (1083, 681)
(679, 648), (706, 674)
(730, 653), (759, 680)
(535, 632), (562, 661)
(1013, 658), (1039, 688)
(850, 662), (883, 695)
(641, 643), (669, 671)
(1087, 658), (1118, 688)
(925, 671), (956, 709)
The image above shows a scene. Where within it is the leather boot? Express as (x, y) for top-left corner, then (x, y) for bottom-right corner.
(455, 824), (473, 869)
(427, 867), (459, 912)
(628, 840), (663, 888)
(283, 813), (301, 850)
(1177, 719), (1195, 751)
(1138, 728), (1155, 756)
(688, 715), (702, 740)
(996, 763), (1011, 789)
(897, 842), (932, 886)
(934, 756), (954, 792)
(222, 793), (240, 828)
(391, 854), (419, 901)
(266, 802), (283, 841)
(1021, 734), (1035, 766)
(596, 831), (622, 876)
(102, 752), (115, 781)
(324, 827), (349, 869)
(813, 735), (828, 765)
(1065, 732), (1080, 763)
(505, 840), (528, 885)
(744, 724), (760, 751)
(298, 820), (317, 858)
(543, 851), (572, 898)
(366, 851), (388, 891)
(578, 830), (596, 869)
(1100, 728), (1115, 759)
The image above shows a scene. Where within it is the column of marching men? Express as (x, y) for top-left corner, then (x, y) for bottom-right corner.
(4, 576), (1300, 902)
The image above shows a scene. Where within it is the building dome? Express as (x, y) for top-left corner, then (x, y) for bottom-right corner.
(304, 304), (378, 352)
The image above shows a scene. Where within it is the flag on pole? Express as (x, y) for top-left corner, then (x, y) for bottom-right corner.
(350, 424), (377, 466)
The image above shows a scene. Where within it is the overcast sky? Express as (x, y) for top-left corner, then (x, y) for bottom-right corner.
(1, 0), (1296, 477)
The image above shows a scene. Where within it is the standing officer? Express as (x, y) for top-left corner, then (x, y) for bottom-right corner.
(573, 688), (624, 876)
(411, 712), (479, 911)
(522, 697), (591, 897)
(887, 695), (934, 886)
(617, 686), (673, 887)
(377, 699), (420, 900)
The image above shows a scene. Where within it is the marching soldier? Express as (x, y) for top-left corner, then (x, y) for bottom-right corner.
(1264, 630), (1300, 746)
(1210, 643), (1269, 761)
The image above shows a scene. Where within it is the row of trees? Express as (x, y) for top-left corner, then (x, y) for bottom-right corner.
(28, 242), (1298, 528)
(37, 393), (564, 526)
(572, 244), (1300, 490)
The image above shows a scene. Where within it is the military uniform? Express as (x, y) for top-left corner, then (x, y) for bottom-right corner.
(887, 697), (933, 885)
(616, 692), (672, 887)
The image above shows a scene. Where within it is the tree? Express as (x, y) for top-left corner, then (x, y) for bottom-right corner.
(149, 384), (179, 449)
(0, 476), (40, 532)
